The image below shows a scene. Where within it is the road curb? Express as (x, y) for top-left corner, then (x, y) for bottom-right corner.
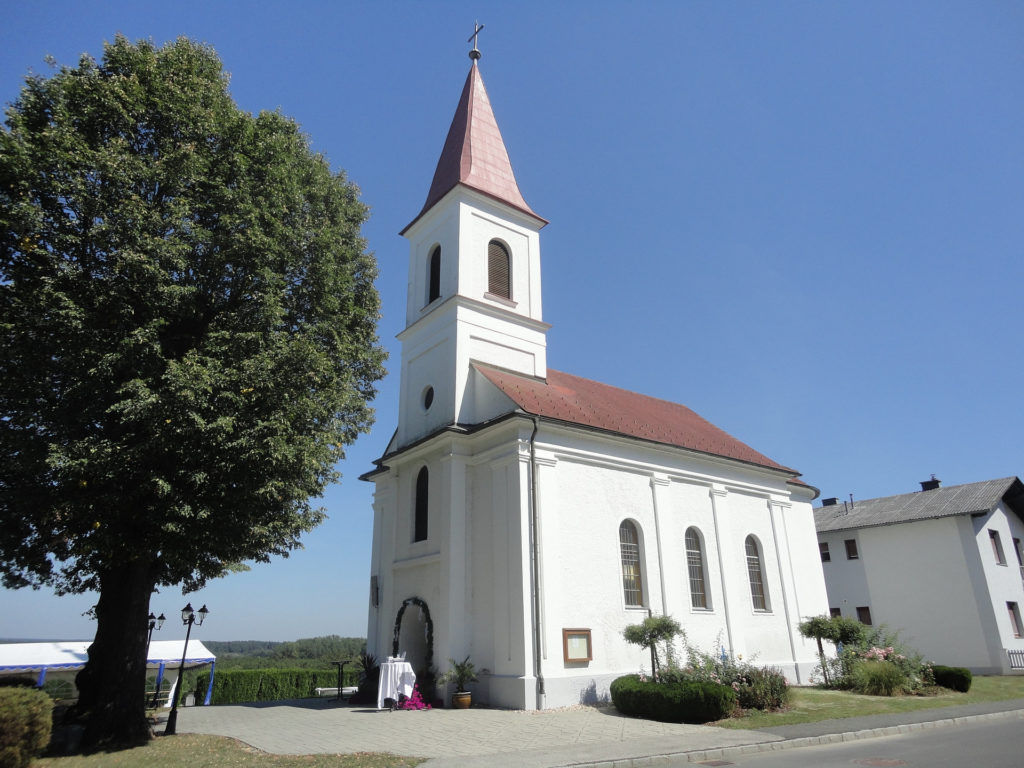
(563, 708), (1024, 767)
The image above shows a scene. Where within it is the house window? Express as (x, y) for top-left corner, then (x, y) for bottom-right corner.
(745, 535), (769, 612)
(487, 239), (511, 299)
(857, 606), (873, 625)
(1014, 538), (1024, 588)
(819, 542), (831, 562)
(830, 607), (842, 618)
(619, 520), (644, 607)
(427, 246), (441, 304)
(1008, 602), (1023, 638)
(844, 539), (859, 560)
(413, 467), (429, 542)
(685, 527), (709, 609)
(990, 530), (1006, 565)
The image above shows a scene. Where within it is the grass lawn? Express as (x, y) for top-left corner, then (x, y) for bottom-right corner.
(34, 734), (424, 768)
(716, 675), (1024, 730)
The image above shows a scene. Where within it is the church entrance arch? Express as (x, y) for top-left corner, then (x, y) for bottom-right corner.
(392, 597), (433, 680)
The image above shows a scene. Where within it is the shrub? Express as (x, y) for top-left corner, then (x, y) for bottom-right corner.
(623, 615), (682, 680)
(736, 666), (790, 711)
(669, 635), (789, 711)
(0, 678), (36, 689)
(0, 687), (53, 768)
(811, 624), (931, 693)
(932, 665), (972, 692)
(850, 660), (907, 696)
(610, 674), (736, 723)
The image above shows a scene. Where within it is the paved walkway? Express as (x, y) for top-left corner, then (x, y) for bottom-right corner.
(171, 697), (1024, 767)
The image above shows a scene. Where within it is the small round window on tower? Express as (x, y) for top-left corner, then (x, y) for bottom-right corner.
(422, 386), (434, 410)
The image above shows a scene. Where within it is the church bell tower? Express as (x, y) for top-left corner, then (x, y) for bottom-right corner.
(395, 43), (549, 449)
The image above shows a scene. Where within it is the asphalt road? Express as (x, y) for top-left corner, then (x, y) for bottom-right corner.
(685, 717), (1023, 768)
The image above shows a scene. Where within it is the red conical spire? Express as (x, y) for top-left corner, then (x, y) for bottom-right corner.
(403, 61), (545, 233)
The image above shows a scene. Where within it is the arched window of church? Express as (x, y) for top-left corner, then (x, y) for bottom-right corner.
(427, 246), (441, 304)
(487, 239), (511, 299)
(414, 467), (429, 542)
(619, 520), (644, 607)
(685, 527), (709, 610)
(745, 535), (769, 611)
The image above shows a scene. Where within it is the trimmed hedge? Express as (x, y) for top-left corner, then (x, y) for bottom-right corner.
(610, 675), (736, 723)
(932, 665), (972, 692)
(194, 668), (346, 705)
(0, 687), (53, 768)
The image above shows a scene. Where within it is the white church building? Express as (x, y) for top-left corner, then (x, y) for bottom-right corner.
(364, 48), (829, 709)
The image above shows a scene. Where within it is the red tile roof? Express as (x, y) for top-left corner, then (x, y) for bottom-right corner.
(403, 61), (544, 234)
(475, 364), (799, 476)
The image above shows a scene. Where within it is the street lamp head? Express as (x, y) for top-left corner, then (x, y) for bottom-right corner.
(157, 613), (166, 630)
(148, 612), (157, 629)
(181, 603), (194, 624)
(196, 604), (209, 626)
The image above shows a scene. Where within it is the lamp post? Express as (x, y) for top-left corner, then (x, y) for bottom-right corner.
(146, 612), (165, 655)
(147, 612), (166, 707)
(164, 602), (208, 735)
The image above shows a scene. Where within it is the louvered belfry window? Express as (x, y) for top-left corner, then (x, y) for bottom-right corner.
(619, 521), (644, 607)
(487, 239), (511, 299)
(685, 527), (708, 609)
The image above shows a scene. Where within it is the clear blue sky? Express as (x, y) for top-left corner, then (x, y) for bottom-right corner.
(2, 1), (1022, 642)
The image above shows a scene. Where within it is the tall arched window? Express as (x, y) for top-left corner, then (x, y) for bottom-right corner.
(685, 527), (708, 609)
(487, 239), (511, 299)
(619, 520), (644, 607)
(427, 246), (441, 304)
(745, 535), (769, 611)
(414, 467), (429, 542)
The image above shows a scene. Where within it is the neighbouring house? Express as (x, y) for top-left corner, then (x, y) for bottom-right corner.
(363, 46), (829, 710)
(815, 476), (1024, 674)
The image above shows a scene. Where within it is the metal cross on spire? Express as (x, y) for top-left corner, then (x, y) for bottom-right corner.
(468, 21), (484, 60)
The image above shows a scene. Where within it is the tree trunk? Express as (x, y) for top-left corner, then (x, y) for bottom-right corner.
(816, 636), (829, 686)
(73, 560), (157, 750)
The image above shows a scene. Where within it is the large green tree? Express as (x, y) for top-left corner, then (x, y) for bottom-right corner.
(0, 36), (386, 747)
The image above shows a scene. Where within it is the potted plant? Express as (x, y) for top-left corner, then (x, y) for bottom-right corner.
(438, 655), (477, 709)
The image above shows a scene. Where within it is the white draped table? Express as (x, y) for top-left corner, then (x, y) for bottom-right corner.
(377, 660), (416, 709)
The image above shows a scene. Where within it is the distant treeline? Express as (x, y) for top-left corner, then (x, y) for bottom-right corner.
(204, 636), (366, 670)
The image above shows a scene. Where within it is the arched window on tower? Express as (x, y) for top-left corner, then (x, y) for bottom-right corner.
(685, 527), (709, 609)
(487, 239), (511, 299)
(745, 535), (769, 611)
(414, 467), (429, 542)
(619, 520), (644, 607)
(427, 246), (441, 305)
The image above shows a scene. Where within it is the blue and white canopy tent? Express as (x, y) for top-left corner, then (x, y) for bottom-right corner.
(0, 639), (216, 705)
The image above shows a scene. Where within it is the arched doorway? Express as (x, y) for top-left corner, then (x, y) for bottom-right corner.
(392, 597), (434, 689)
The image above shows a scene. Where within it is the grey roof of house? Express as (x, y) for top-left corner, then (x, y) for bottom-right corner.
(814, 476), (1024, 533)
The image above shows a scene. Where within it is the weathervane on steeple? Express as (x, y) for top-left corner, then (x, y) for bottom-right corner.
(468, 21), (484, 60)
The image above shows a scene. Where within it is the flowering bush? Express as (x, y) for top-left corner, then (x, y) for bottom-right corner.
(809, 625), (933, 695)
(396, 684), (432, 710)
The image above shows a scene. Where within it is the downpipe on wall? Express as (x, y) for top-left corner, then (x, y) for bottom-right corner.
(528, 416), (545, 708)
